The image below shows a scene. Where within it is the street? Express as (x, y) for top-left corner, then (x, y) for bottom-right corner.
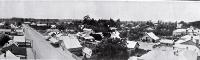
(23, 24), (76, 60)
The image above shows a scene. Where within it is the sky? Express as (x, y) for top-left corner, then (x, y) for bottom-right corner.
(1, 0), (200, 22)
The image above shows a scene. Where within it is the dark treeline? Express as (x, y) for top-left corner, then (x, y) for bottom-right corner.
(120, 20), (177, 41)
(0, 17), (59, 25)
(81, 15), (121, 32)
(0, 17), (195, 39)
(189, 21), (200, 29)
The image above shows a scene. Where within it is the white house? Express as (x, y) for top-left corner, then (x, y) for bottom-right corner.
(173, 29), (187, 36)
(176, 23), (183, 28)
(127, 41), (139, 50)
(51, 25), (56, 28)
(176, 35), (200, 45)
(36, 24), (47, 26)
(159, 39), (174, 44)
(141, 32), (160, 42)
(110, 30), (120, 38)
(0, 22), (4, 26)
(82, 47), (92, 58)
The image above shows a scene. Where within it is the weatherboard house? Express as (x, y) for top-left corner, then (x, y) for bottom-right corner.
(141, 32), (160, 42)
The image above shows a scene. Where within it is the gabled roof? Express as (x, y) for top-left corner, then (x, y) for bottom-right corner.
(83, 28), (92, 31)
(127, 41), (138, 48)
(36, 24), (47, 26)
(180, 35), (192, 40)
(180, 40), (196, 45)
(49, 37), (59, 43)
(16, 29), (23, 32)
(160, 39), (174, 44)
(82, 47), (92, 57)
(30, 22), (36, 25)
(175, 35), (192, 44)
(0, 50), (20, 60)
(173, 29), (186, 33)
(13, 36), (25, 42)
(146, 32), (159, 40)
(24, 22), (31, 23)
(77, 31), (93, 39)
(84, 36), (94, 39)
(59, 36), (82, 49)
(173, 44), (200, 56)
(175, 39), (189, 44)
(56, 33), (62, 37)
(177, 35), (200, 44)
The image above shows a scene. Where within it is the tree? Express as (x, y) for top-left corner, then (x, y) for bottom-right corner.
(4, 22), (11, 29)
(146, 21), (154, 26)
(0, 34), (11, 47)
(116, 19), (121, 28)
(89, 18), (96, 26)
(179, 21), (189, 28)
(109, 18), (115, 27)
(17, 22), (22, 26)
(83, 15), (90, 20)
(93, 38), (128, 60)
(189, 21), (200, 29)
(154, 22), (176, 36)
(128, 28), (144, 41)
(83, 15), (91, 25)
(57, 25), (65, 31)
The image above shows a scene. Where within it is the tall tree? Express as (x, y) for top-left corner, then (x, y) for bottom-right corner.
(4, 22), (11, 29)
(0, 34), (11, 47)
(83, 15), (91, 25)
(179, 21), (188, 28)
(94, 38), (128, 60)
